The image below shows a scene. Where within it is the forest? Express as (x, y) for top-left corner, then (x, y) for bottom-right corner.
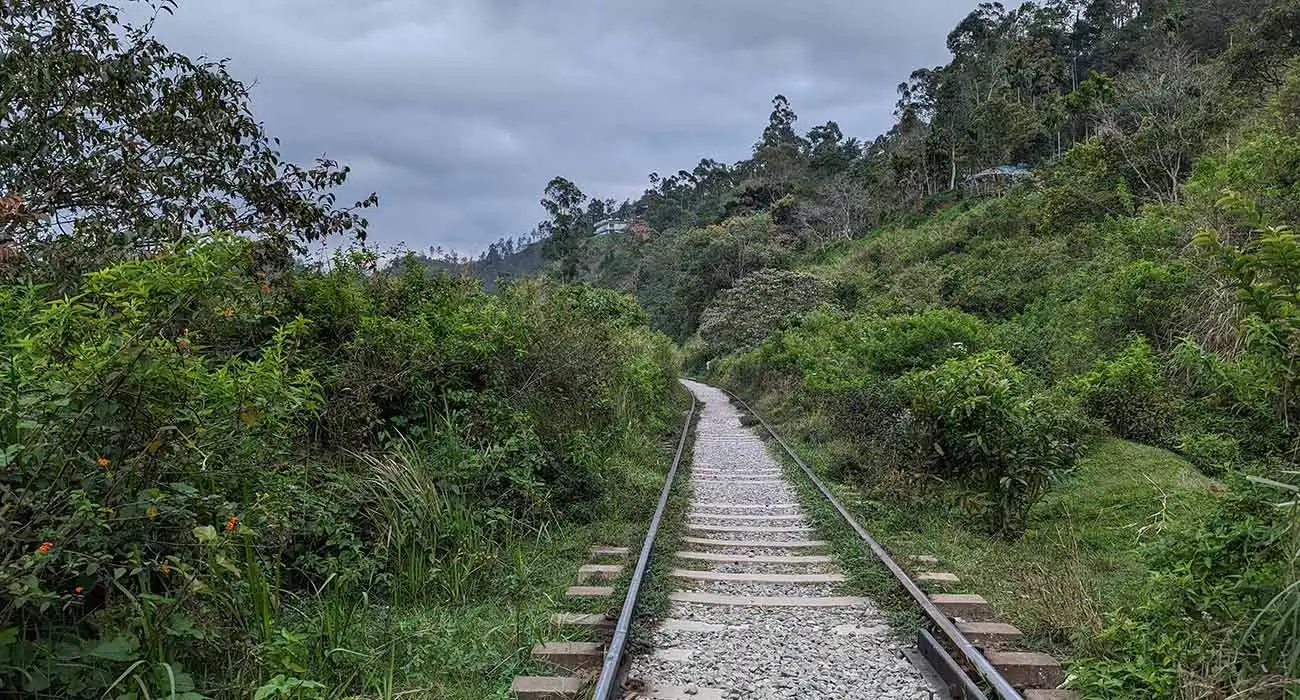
(517, 0), (1300, 697)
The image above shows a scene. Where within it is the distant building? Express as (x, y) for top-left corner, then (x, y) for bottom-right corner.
(964, 165), (1033, 197)
(593, 218), (628, 236)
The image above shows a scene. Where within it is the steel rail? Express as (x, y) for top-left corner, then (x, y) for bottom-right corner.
(590, 393), (698, 700)
(719, 388), (1023, 700)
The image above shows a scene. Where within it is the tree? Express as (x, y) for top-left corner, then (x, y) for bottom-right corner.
(759, 94), (800, 149)
(1095, 48), (1224, 203)
(539, 176), (589, 282)
(0, 0), (376, 266)
(1222, 0), (1300, 90)
(808, 174), (871, 245)
(697, 269), (833, 355)
(751, 95), (807, 190)
(806, 121), (861, 174)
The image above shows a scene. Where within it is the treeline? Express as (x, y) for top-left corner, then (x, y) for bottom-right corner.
(517, 0), (1300, 339)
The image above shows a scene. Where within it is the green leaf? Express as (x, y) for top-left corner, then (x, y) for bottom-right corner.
(88, 635), (139, 661)
(192, 525), (218, 543)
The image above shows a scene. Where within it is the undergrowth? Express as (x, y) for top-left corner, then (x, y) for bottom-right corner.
(0, 236), (683, 698)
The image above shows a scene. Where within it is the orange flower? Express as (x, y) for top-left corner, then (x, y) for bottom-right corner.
(221, 308), (234, 318)
(261, 284), (270, 294)
(74, 586), (83, 593)
(37, 541), (52, 554)
(97, 456), (109, 467)
(224, 515), (239, 532)
(161, 566), (172, 574)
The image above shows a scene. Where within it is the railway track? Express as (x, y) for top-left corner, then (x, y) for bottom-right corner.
(512, 380), (1074, 700)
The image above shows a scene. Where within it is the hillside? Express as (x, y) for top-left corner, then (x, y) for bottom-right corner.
(411, 239), (546, 291)
(511, 1), (1300, 697)
(6, 0), (1300, 697)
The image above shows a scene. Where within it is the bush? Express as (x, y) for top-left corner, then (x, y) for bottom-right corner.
(0, 237), (680, 697)
(696, 269), (833, 356)
(1073, 335), (1171, 444)
(1037, 138), (1135, 235)
(818, 379), (927, 484)
(742, 307), (989, 393)
(1069, 484), (1293, 699)
(902, 351), (1090, 532)
(1174, 432), (1241, 475)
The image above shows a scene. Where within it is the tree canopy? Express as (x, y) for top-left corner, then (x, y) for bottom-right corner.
(0, 0), (376, 268)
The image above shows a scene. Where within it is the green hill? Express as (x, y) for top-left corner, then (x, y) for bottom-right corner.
(510, 1), (1300, 696)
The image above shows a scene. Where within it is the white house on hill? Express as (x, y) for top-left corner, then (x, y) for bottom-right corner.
(594, 218), (628, 236)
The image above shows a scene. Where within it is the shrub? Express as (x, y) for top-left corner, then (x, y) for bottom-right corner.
(902, 351), (1090, 532)
(1174, 433), (1241, 475)
(1186, 132), (1300, 228)
(819, 379), (927, 483)
(0, 237), (680, 697)
(697, 269), (833, 356)
(1073, 335), (1171, 444)
(1037, 138), (1135, 235)
(747, 307), (989, 393)
(1069, 484), (1293, 699)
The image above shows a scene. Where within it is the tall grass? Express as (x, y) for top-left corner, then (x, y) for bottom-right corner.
(355, 435), (513, 606)
(1248, 493), (1299, 683)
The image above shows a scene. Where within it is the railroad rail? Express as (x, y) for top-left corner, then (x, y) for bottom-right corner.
(720, 388), (1025, 700)
(588, 392), (697, 700)
(513, 381), (1072, 700)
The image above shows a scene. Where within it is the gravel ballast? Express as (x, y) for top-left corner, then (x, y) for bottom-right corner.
(624, 380), (939, 699)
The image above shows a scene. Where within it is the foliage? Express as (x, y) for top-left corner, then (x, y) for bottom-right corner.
(696, 269), (832, 356)
(538, 176), (596, 282)
(1094, 49), (1228, 204)
(0, 0), (375, 267)
(1073, 335), (1171, 444)
(1194, 190), (1300, 428)
(752, 307), (989, 390)
(598, 212), (795, 339)
(1070, 484), (1294, 699)
(902, 351), (1090, 533)
(0, 236), (679, 697)
(1186, 131), (1300, 229)
(1037, 138), (1134, 234)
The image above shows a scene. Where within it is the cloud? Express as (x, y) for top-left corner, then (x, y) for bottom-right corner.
(146, 0), (974, 254)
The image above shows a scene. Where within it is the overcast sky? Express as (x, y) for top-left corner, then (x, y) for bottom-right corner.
(148, 0), (973, 256)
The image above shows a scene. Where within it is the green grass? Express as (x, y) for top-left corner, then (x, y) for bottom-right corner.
(629, 406), (697, 655)
(271, 399), (697, 700)
(401, 519), (644, 700)
(271, 516), (646, 700)
(852, 438), (1218, 658)
(742, 395), (1221, 665)
(415, 401), (696, 698)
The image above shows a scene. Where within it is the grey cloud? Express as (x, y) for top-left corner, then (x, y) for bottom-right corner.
(146, 0), (976, 254)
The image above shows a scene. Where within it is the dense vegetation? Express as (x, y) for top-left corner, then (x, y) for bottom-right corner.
(500, 1), (1300, 697)
(8, 0), (1300, 697)
(2, 2), (680, 698)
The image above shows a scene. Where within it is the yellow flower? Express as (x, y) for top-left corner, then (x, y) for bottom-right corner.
(146, 505), (159, 519)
